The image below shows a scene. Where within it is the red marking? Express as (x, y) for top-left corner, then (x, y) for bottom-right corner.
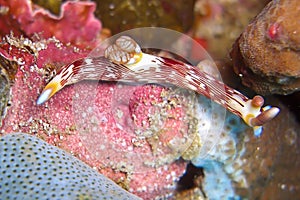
(267, 23), (280, 40)
(160, 57), (188, 76)
(60, 79), (67, 87)
(72, 60), (84, 76)
(62, 70), (69, 78)
(73, 59), (84, 67)
(72, 64), (82, 75)
(158, 56), (250, 119)
(160, 57), (183, 66)
(57, 58), (85, 74)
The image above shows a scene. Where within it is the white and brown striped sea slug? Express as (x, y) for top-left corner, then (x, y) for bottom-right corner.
(37, 36), (280, 136)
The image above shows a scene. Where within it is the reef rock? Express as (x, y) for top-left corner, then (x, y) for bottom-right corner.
(231, 0), (300, 95)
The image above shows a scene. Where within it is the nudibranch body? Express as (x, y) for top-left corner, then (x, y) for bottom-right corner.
(37, 36), (279, 136)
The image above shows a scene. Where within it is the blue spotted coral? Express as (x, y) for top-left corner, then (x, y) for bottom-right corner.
(0, 133), (141, 200)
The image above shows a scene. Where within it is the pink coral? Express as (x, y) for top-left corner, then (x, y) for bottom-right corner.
(0, 0), (101, 47)
(0, 1), (188, 199)
(0, 41), (188, 198)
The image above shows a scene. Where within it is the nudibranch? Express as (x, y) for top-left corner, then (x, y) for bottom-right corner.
(37, 36), (280, 136)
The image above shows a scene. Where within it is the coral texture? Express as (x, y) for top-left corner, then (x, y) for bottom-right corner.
(0, 133), (141, 200)
(1, 1), (299, 199)
(0, 0), (101, 48)
(231, 0), (300, 95)
(0, 1), (188, 198)
(0, 36), (189, 199)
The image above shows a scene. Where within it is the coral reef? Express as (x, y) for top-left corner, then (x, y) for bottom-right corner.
(193, 0), (269, 59)
(0, 0), (101, 48)
(184, 95), (300, 200)
(0, 36), (189, 199)
(0, 133), (141, 200)
(0, 0), (299, 199)
(231, 0), (300, 95)
(34, 32), (283, 199)
(0, 1), (191, 198)
(94, 0), (195, 34)
(235, 97), (300, 199)
(32, 0), (62, 15)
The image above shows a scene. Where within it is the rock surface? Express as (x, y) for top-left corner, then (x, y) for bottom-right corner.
(231, 0), (300, 95)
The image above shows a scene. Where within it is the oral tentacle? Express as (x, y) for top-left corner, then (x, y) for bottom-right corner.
(249, 106), (280, 127)
(37, 36), (280, 135)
